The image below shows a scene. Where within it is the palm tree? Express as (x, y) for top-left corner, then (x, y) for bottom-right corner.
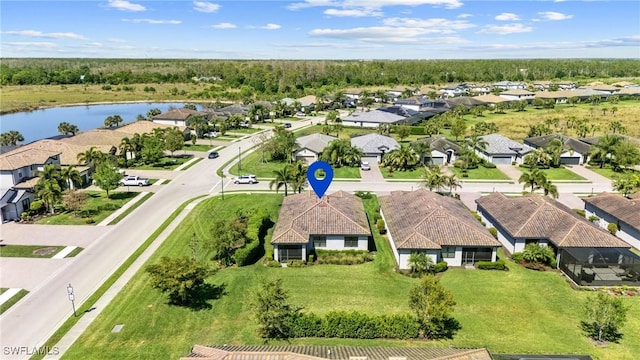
(289, 161), (308, 194)
(590, 134), (620, 168)
(77, 146), (103, 173)
(421, 166), (445, 192)
(60, 165), (83, 190)
(444, 174), (462, 194)
(0, 130), (25, 146)
(540, 176), (559, 199)
(545, 138), (564, 168)
(270, 165), (293, 196)
(57, 122), (79, 136)
(518, 168), (544, 193)
(119, 137), (134, 162)
(35, 178), (63, 214)
(382, 145), (417, 171)
(411, 141), (431, 165)
(466, 134), (488, 153)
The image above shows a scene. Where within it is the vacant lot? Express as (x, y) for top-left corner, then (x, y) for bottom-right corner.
(63, 194), (639, 360)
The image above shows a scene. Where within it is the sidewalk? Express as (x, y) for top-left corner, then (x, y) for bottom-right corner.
(97, 192), (149, 226)
(564, 165), (612, 184)
(44, 196), (210, 359)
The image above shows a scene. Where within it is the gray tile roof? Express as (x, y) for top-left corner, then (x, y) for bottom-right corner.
(523, 134), (591, 155)
(350, 134), (400, 154)
(379, 189), (500, 250)
(152, 108), (204, 121)
(295, 134), (338, 154)
(476, 192), (629, 248)
(183, 345), (493, 360)
(583, 193), (640, 231)
(342, 110), (406, 125)
(479, 134), (534, 155)
(414, 137), (462, 154)
(271, 191), (371, 244)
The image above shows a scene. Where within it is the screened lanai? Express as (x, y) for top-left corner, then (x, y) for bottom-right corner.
(559, 247), (640, 287)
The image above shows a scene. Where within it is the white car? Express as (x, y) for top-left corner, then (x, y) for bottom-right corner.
(360, 162), (371, 171)
(234, 175), (258, 184)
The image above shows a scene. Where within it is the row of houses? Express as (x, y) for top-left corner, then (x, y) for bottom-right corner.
(269, 188), (640, 286)
(0, 121), (185, 222)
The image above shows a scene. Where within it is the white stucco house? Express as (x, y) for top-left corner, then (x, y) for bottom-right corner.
(379, 189), (500, 269)
(293, 133), (338, 163)
(350, 134), (400, 163)
(499, 89), (536, 101)
(413, 137), (462, 165)
(341, 109), (408, 128)
(583, 193), (640, 250)
(475, 134), (534, 165)
(270, 191), (371, 262)
(492, 81), (526, 90)
(152, 108), (206, 127)
(523, 134), (591, 165)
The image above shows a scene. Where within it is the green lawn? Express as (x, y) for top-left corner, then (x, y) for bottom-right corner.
(381, 166), (425, 179)
(226, 127), (261, 134)
(0, 289), (29, 315)
(63, 193), (640, 360)
(182, 143), (215, 152)
(517, 167), (587, 181)
(333, 166), (361, 179)
(0, 245), (65, 258)
(108, 192), (154, 225)
(128, 156), (193, 170)
(35, 191), (139, 225)
(230, 151), (360, 179)
(450, 166), (511, 180)
(587, 166), (639, 180)
(65, 247), (84, 258)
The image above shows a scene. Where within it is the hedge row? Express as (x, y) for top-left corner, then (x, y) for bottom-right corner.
(315, 249), (374, 265)
(477, 259), (506, 270)
(233, 209), (271, 266)
(291, 311), (419, 339)
(409, 126), (426, 135)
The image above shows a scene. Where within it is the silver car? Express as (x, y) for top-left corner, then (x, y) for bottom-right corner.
(360, 162), (371, 171)
(234, 175), (258, 184)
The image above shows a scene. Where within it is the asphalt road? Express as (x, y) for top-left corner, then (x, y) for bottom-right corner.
(0, 116), (614, 359)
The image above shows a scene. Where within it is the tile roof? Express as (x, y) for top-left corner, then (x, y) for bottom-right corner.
(472, 94), (508, 104)
(295, 134), (338, 154)
(583, 193), (640, 231)
(379, 189), (500, 250)
(476, 192), (629, 248)
(117, 120), (186, 134)
(342, 110), (407, 125)
(414, 137), (462, 154)
(60, 129), (125, 147)
(351, 134), (400, 154)
(500, 89), (535, 96)
(271, 191), (371, 244)
(0, 147), (61, 171)
(183, 345), (493, 360)
(479, 134), (534, 155)
(152, 108), (203, 120)
(297, 95), (318, 107)
(523, 134), (591, 155)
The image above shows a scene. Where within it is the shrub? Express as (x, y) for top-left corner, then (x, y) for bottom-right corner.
(488, 227), (498, 239)
(84, 218), (95, 224)
(574, 209), (586, 218)
(291, 311), (419, 339)
(234, 210), (271, 266)
(376, 219), (386, 234)
(434, 261), (448, 273)
(316, 250), (373, 265)
(30, 200), (44, 214)
(410, 126), (426, 135)
(354, 191), (373, 199)
(20, 212), (31, 222)
(471, 211), (482, 222)
(607, 223), (618, 235)
(287, 260), (307, 268)
(477, 259), (506, 270)
(309, 254), (316, 263)
(266, 260), (281, 268)
(482, 161), (497, 168)
(588, 215), (600, 223)
(97, 203), (120, 211)
(511, 252), (524, 263)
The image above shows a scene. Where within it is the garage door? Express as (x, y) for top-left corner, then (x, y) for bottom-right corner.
(560, 157), (581, 165)
(430, 157), (445, 165)
(492, 156), (512, 165)
(362, 156), (379, 164)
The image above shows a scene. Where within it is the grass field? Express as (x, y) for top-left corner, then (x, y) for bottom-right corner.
(35, 191), (138, 225)
(586, 166), (639, 180)
(450, 166), (511, 180)
(0, 245), (65, 258)
(127, 155), (193, 170)
(182, 143), (215, 152)
(0, 289), (29, 315)
(381, 166), (425, 179)
(230, 151), (361, 179)
(63, 193), (640, 360)
(517, 166), (587, 181)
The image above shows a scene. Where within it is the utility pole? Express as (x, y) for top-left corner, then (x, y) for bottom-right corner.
(238, 146), (242, 171)
(220, 173), (225, 200)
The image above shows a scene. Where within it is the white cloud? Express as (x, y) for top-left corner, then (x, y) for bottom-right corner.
(193, 1), (220, 13)
(107, 38), (127, 43)
(457, 13), (472, 18)
(461, 36), (640, 52)
(107, 0), (146, 12)
(537, 11), (573, 20)
(495, 13), (520, 21)
(212, 22), (236, 29)
(310, 26), (465, 43)
(262, 23), (281, 30)
(274, 42), (384, 49)
(382, 17), (476, 31)
(324, 8), (383, 17)
(478, 23), (533, 35)
(3, 41), (58, 48)
(122, 19), (182, 24)
(2, 30), (88, 40)
(288, 0), (463, 11)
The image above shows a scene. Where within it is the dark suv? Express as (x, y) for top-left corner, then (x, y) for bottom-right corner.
(208, 151), (219, 159)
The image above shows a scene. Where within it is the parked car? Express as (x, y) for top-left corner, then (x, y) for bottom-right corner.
(239, 121), (250, 128)
(234, 175), (258, 184)
(295, 112), (306, 117)
(120, 175), (149, 186)
(208, 151), (219, 159)
(283, 122), (292, 128)
(360, 161), (371, 171)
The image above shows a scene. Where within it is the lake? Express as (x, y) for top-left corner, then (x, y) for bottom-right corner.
(0, 102), (193, 144)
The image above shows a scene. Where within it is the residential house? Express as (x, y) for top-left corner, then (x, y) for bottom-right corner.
(152, 108), (206, 127)
(0, 148), (62, 222)
(438, 84), (466, 98)
(533, 81), (576, 91)
(343, 90), (361, 101)
(393, 96), (446, 111)
(270, 191), (371, 262)
(491, 81), (526, 90)
(293, 134), (338, 163)
(476, 192), (638, 286)
(585, 84), (621, 95)
(498, 89), (536, 101)
(296, 95), (318, 110)
(341, 109), (408, 129)
(445, 96), (486, 109)
(472, 94), (509, 106)
(583, 193), (640, 250)
(533, 90), (577, 104)
(523, 134), (591, 165)
(413, 136), (461, 165)
(474, 134), (534, 165)
(379, 189), (500, 269)
(203, 104), (249, 120)
(350, 134), (400, 163)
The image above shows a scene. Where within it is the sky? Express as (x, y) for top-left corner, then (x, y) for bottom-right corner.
(1, 0), (639, 59)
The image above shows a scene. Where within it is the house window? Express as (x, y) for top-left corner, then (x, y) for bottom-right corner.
(344, 236), (359, 248)
(22, 198), (31, 210)
(18, 172), (23, 178)
(312, 236), (326, 248)
(441, 246), (456, 258)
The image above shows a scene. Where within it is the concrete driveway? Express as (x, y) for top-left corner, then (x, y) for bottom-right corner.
(359, 161), (384, 182)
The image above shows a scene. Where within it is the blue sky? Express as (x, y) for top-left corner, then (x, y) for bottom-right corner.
(1, 0), (638, 59)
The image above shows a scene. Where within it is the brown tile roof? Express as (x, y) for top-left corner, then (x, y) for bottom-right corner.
(0, 147), (61, 170)
(16, 140), (112, 165)
(476, 192), (629, 248)
(379, 189), (500, 250)
(271, 191), (371, 245)
(117, 120), (186, 134)
(152, 108), (203, 121)
(583, 192), (640, 231)
(61, 129), (124, 147)
(183, 345), (493, 360)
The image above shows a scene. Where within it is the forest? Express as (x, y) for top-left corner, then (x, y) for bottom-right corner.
(2, 58), (639, 94)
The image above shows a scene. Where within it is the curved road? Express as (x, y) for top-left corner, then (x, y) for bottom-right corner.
(0, 117), (614, 359)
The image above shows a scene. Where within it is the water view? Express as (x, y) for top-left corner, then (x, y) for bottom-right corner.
(0, 102), (192, 144)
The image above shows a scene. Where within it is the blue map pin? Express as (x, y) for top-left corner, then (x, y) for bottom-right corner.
(307, 161), (333, 199)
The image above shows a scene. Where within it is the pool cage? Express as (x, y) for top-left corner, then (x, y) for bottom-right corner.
(559, 247), (640, 287)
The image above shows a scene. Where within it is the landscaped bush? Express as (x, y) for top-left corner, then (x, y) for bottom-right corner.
(434, 261), (448, 273)
(377, 219), (386, 234)
(471, 211), (482, 222)
(354, 191), (373, 199)
(588, 215), (600, 223)
(30, 200), (44, 214)
(266, 260), (281, 267)
(481, 161), (497, 168)
(607, 223), (618, 235)
(291, 311), (419, 339)
(234, 210), (272, 266)
(287, 260), (307, 268)
(511, 252), (524, 263)
(97, 203), (120, 211)
(488, 227), (498, 239)
(574, 209), (586, 218)
(477, 259), (506, 270)
(316, 249), (374, 265)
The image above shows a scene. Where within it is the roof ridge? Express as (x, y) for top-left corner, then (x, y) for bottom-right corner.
(556, 220), (580, 247)
(513, 198), (550, 237)
(324, 194), (370, 234)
